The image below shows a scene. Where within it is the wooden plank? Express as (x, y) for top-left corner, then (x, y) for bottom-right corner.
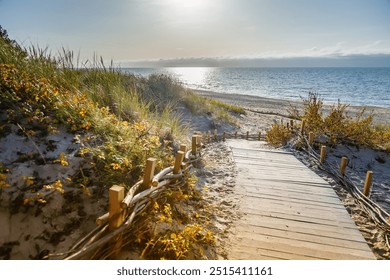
(243, 215), (367, 242)
(244, 192), (345, 209)
(236, 233), (375, 259)
(241, 182), (340, 198)
(243, 209), (359, 229)
(242, 203), (355, 223)
(229, 243), (324, 260)
(244, 184), (340, 201)
(243, 197), (352, 218)
(238, 225), (371, 251)
(232, 236), (373, 260)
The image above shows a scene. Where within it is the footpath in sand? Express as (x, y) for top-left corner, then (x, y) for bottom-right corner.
(225, 139), (376, 260)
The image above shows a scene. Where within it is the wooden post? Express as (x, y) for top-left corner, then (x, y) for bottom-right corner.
(179, 144), (187, 153)
(109, 185), (125, 230)
(222, 132), (226, 142)
(320, 145), (326, 164)
(290, 120), (294, 128)
(234, 131), (237, 139)
(192, 135), (197, 156)
(258, 131), (261, 141)
(246, 131), (249, 140)
(340, 157), (348, 176)
(143, 158), (156, 188)
(196, 135), (202, 146)
(300, 119), (306, 135)
(363, 171), (373, 197)
(214, 129), (218, 140)
(308, 132), (314, 145)
(173, 151), (185, 174)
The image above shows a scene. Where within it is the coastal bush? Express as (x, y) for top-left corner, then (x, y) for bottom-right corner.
(268, 92), (390, 150)
(265, 124), (292, 146)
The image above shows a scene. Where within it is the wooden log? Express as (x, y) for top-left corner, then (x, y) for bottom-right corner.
(192, 135), (197, 156)
(320, 145), (327, 164)
(143, 158), (156, 188)
(109, 185), (125, 230)
(173, 151), (185, 174)
(300, 119), (306, 135)
(121, 180), (143, 209)
(96, 212), (109, 226)
(308, 132), (314, 145)
(152, 166), (173, 187)
(363, 171), (373, 197)
(180, 144), (187, 153)
(340, 157), (348, 176)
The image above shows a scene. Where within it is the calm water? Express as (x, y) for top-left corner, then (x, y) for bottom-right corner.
(122, 67), (390, 108)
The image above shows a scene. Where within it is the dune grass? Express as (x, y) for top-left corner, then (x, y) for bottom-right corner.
(266, 92), (390, 150)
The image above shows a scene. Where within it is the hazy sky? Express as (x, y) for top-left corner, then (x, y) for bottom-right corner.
(1, 0), (390, 66)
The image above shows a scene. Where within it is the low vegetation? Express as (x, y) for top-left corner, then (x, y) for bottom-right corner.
(266, 92), (390, 150)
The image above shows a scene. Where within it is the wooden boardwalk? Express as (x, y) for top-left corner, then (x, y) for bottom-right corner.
(226, 139), (376, 260)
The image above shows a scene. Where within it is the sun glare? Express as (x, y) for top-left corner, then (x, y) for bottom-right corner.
(164, 0), (211, 17)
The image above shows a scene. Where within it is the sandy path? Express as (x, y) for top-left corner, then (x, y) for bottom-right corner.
(224, 139), (375, 260)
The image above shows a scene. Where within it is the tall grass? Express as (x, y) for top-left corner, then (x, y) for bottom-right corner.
(267, 92), (390, 151)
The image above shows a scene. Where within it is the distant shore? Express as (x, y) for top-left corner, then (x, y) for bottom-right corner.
(195, 89), (390, 125)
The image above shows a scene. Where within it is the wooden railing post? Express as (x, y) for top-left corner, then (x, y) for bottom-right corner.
(340, 157), (348, 176)
(180, 144), (187, 153)
(363, 171), (373, 197)
(320, 145), (326, 164)
(143, 158), (156, 188)
(192, 135), (197, 156)
(109, 185), (125, 230)
(173, 151), (185, 174)
(300, 119), (306, 135)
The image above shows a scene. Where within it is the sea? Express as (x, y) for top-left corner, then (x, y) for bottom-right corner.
(122, 67), (390, 108)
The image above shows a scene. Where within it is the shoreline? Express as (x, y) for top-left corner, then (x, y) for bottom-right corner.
(195, 89), (390, 125)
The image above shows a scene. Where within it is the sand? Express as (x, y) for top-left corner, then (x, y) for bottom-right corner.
(194, 90), (390, 260)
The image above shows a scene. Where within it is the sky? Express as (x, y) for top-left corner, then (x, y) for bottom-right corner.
(1, 0), (390, 67)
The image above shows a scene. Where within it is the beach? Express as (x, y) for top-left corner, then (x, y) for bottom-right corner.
(196, 89), (390, 126)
